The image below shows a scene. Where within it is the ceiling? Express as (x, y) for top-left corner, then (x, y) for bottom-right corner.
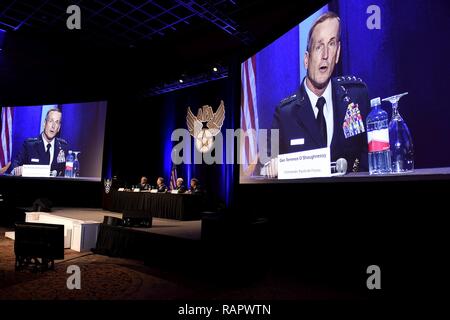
(0, 0), (328, 101)
(0, 0), (255, 48)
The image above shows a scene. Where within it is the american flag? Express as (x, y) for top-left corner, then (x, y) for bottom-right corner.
(240, 56), (259, 176)
(0, 107), (13, 169)
(170, 164), (177, 190)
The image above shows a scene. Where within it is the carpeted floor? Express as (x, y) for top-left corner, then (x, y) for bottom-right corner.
(0, 232), (362, 300)
(0, 233), (197, 300)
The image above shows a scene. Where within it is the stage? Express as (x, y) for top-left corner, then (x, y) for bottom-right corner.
(0, 208), (367, 300)
(3, 207), (271, 277)
(5, 207), (202, 259)
(45, 207), (202, 241)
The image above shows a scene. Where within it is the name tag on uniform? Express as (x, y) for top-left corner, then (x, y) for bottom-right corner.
(290, 138), (305, 146)
(31, 158), (40, 163)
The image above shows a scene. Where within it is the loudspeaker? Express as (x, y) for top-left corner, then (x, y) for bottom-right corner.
(103, 216), (123, 226)
(33, 198), (52, 212)
(122, 210), (152, 228)
(123, 217), (152, 228)
(14, 222), (64, 271)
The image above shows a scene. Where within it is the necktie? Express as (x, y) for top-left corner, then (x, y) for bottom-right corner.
(45, 143), (51, 164)
(316, 96), (327, 147)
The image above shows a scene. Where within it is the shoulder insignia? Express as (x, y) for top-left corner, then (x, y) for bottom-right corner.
(57, 138), (68, 145)
(279, 94), (297, 107)
(335, 75), (367, 87)
(25, 138), (39, 143)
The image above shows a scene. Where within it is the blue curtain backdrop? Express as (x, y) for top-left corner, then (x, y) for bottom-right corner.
(256, 24), (300, 131)
(157, 78), (235, 206)
(61, 101), (107, 177)
(255, 3), (330, 135)
(11, 106), (42, 159)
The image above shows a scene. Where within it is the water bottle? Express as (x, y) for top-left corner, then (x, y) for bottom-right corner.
(366, 98), (392, 174)
(73, 151), (80, 177)
(65, 150), (74, 178)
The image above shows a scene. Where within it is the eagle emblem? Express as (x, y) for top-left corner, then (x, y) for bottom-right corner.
(186, 100), (225, 153)
(104, 178), (112, 194)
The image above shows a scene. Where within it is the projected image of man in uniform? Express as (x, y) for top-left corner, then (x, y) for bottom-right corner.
(305, 13), (341, 99)
(11, 108), (69, 176)
(266, 12), (370, 177)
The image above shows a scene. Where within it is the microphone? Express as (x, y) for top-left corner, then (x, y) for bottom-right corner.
(331, 158), (348, 176)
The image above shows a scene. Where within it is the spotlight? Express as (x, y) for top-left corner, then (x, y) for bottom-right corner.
(212, 67), (218, 72)
(179, 79), (184, 83)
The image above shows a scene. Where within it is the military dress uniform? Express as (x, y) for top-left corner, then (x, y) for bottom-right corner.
(12, 135), (68, 176)
(157, 184), (168, 192)
(175, 185), (187, 193)
(138, 183), (150, 190)
(272, 76), (370, 172)
(190, 185), (203, 195)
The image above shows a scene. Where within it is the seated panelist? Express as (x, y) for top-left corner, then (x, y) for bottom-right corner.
(138, 176), (150, 190)
(174, 178), (187, 193)
(188, 178), (202, 194)
(156, 177), (168, 193)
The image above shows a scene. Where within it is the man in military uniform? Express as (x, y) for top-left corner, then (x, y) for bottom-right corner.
(187, 178), (202, 194)
(156, 177), (168, 192)
(11, 108), (68, 177)
(175, 178), (187, 193)
(267, 11), (369, 176)
(138, 176), (150, 190)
